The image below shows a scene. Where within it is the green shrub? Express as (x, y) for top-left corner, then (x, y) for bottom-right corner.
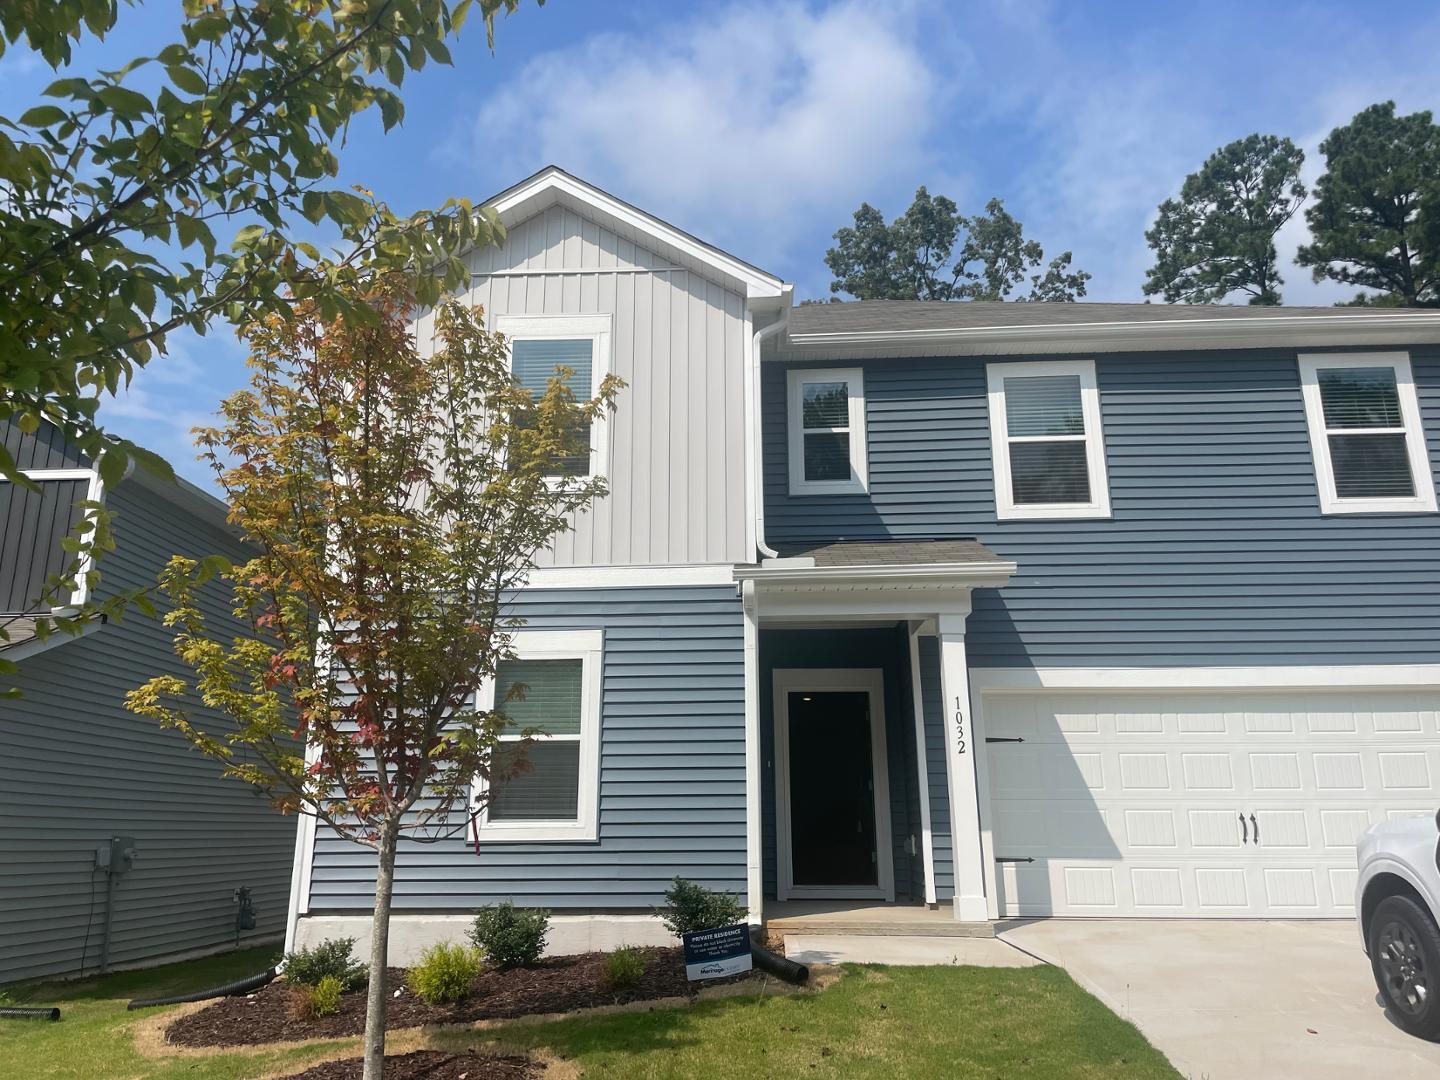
(282, 937), (366, 989)
(601, 946), (647, 991)
(468, 902), (549, 969)
(408, 942), (483, 1005)
(288, 974), (345, 1020)
(658, 877), (748, 937)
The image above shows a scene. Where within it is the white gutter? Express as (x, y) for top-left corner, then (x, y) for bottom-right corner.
(782, 311), (1440, 361)
(747, 291), (793, 560)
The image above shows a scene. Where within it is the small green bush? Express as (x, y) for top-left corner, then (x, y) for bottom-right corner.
(288, 974), (345, 1020)
(282, 937), (366, 989)
(468, 902), (549, 969)
(601, 946), (647, 991)
(408, 942), (483, 1005)
(658, 877), (748, 937)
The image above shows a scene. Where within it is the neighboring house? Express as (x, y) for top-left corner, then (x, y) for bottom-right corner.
(288, 167), (1440, 958)
(0, 420), (295, 984)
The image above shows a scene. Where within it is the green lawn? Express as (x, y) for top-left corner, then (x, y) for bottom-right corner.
(0, 948), (1179, 1079)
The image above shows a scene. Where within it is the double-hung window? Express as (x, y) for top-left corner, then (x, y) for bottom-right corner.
(1298, 352), (1436, 514)
(786, 367), (868, 495)
(495, 314), (612, 480)
(473, 629), (602, 842)
(987, 359), (1111, 520)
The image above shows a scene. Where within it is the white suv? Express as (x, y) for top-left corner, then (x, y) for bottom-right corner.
(1356, 810), (1440, 1040)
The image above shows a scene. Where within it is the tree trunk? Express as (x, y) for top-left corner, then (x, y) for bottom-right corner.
(362, 819), (400, 1080)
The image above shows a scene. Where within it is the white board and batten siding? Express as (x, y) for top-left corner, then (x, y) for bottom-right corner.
(980, 685), (1440, 918)
(413, 204), (751, 569)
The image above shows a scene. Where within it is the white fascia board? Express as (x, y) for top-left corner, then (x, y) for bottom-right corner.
(970, 664), (1440, 692)
(778, 312), (1440, 359)
(519, 564), (738, 589)
(487, 168), (785, 300)
(734, 560), (1017, 589)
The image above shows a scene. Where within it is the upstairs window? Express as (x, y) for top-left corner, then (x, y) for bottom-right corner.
(786, 367), (868, 496)
(1299, 352), (1436, 514)
(474, 629), (602, 842)
(495, 314), (612, 481)
(987, 359), (1111, 520)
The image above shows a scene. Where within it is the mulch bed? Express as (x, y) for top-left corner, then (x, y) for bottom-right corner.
(279, 1049), (539, 1080)
(166, 946), (753, 1048)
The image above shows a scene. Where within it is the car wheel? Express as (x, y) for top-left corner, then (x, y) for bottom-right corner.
(1369, 894), (1440, 1041)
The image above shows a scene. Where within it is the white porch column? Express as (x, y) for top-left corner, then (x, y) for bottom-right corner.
(936, 612), (988, 922)
(741, 580), (763, 924)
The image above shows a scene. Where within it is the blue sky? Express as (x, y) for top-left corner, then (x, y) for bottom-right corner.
(6, 0), (1440, 485)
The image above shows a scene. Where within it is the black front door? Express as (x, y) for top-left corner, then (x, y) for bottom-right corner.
(787, 690), (878, 887)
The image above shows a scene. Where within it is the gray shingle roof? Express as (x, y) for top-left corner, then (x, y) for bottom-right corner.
(789, 300), (1435, 336)
(775, 539), (1002, 567)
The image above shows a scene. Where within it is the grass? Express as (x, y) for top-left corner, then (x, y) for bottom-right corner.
(0, 948), (1179, 1079)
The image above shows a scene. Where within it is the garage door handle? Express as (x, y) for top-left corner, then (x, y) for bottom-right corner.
(1239, 813), (1248, 845)
(1250, 813), (1259, 846)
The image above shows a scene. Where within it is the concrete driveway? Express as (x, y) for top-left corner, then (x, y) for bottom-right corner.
(999, 919), (1440, 1080)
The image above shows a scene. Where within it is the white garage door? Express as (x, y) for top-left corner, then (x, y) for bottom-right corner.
(984, 688), (1440, 917)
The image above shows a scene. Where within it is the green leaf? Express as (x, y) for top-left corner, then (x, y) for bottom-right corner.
(166, 65), (208, 96)
(19, 105), (68, 127)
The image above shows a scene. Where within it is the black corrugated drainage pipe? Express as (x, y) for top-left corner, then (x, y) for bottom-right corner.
(749, 927), (809, 984)
(126, 967), (277, 1010)
(0, 1006), (61, 1021)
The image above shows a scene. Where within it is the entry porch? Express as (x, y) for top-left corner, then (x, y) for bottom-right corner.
(736, 539), (1016, 926)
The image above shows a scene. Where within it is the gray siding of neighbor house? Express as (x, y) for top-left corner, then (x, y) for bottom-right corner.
(306, 586), (746, 911)
(412, 204), (751, 569)
(759, 626), (925, 903)
(0, 479), (295, 984)
(0, 477), (88, 612)
(762, 345), (1440, 668)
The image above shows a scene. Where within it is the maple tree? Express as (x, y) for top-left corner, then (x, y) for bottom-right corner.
(128, 276), (620, 1079)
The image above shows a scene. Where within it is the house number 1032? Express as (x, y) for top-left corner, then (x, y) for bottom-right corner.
(953, 695), (967, 754)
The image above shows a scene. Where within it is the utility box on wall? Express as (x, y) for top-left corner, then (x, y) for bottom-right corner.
(95, 835), (137, 874)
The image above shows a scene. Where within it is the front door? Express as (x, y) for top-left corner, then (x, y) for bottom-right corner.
(774, 669), (894, 900)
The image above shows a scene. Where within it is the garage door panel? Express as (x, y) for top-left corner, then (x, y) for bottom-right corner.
(985, 687), (1440, 918)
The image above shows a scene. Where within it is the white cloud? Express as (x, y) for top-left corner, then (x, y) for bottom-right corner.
(463, 0), (943, 266)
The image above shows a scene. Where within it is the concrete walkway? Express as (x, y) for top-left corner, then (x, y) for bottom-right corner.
(999, 919), (1440, 1080)
(783, 933), (1038, 967)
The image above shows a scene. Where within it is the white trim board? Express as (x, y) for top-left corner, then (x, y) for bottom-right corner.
(520, 564), (737, 589)
(970, 664), (1440, 692)
(772, 667), (895, 902)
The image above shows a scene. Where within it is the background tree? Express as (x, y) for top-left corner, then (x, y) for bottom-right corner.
(825, 188), (1089, 301)
(127, 278), (621, 1080)
(1143, 134), (1306, 305)
(0, 0), (532, 483)
(1297, 101), (1440, 306)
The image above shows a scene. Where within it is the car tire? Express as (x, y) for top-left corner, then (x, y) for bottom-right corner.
(1369, 894), (1440, 1041)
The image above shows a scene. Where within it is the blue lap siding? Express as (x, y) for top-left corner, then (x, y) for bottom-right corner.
(763, 346), (1440, 668)
(306, 585), (747, 912)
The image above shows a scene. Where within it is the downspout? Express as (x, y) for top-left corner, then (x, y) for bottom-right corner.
(749, 292), (792, 560)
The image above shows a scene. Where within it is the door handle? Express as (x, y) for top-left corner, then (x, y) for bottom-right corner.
(1250, 813), (1260, 846)
(1239, 813), (1248, 845)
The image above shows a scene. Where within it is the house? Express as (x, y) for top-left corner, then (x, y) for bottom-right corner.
(286, 167), (1440, 957)
(0, 420), (295, 984)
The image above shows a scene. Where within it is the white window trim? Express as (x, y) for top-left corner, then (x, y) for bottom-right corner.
(786, 367), (868, 496)
(0, 465), (105, 609)
(987, 359), (1111, 521)
(494, 313), (612, 485)
(471, 628), (603, 842)
(1297, 351), (1437, 515)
